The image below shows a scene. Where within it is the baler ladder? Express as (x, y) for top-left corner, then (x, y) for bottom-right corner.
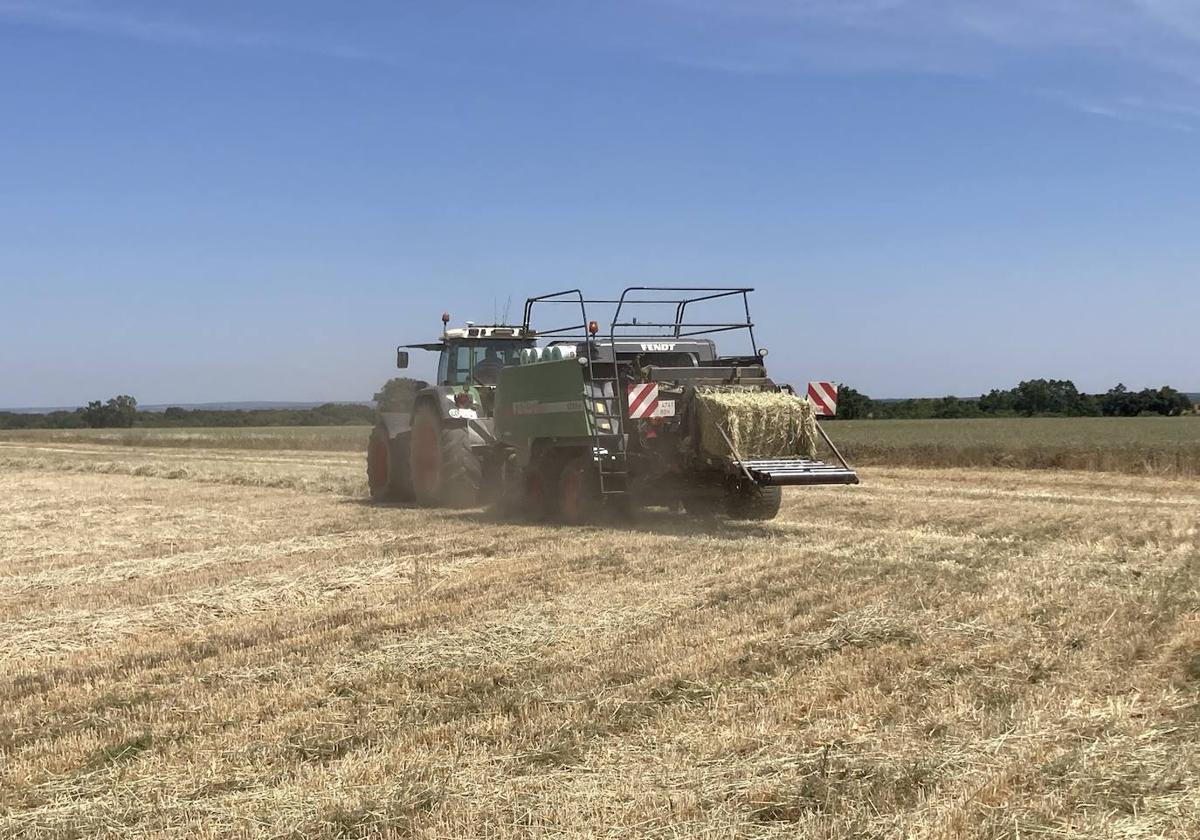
(588, 369), (628, 496)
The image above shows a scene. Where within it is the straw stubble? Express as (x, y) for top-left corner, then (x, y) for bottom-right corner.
(0, 437), (1197, 838)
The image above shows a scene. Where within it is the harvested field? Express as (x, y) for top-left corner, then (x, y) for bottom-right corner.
(1, 436), (1198, 838)
(833, 416), (1200, 476)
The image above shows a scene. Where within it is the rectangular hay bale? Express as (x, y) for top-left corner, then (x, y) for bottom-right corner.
(695, 389), (819, 460)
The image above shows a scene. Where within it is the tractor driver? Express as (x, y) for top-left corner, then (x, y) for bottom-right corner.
(472, 347), (504, 385)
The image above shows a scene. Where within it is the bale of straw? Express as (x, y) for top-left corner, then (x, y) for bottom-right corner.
(695, 389), (818, 460)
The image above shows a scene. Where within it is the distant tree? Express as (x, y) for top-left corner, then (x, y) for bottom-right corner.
(1069, 392), (1101, 417)
(373, 378), (429, 412)
(1170, 388), (1193, 415)
(1100, 384), (1191, 417)
(1102, 384), (1142, 417)
(1143, 386), (1192, 416)
(107, 395), (138, 428)
(1012, 379), (1052, 415)
(978, 388), (1016, 414)
(834, 385), (874, 419)
(81, 400), (108, 428)
(1011, 379), (1087, 416)
(81, 395), (138, 428)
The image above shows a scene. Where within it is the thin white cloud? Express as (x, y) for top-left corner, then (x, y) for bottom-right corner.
(0, 0), (394, 65)
(657, 0), (1200, 127)
(1036, 88), (1194, 132)
(663, 0), (1190, 61)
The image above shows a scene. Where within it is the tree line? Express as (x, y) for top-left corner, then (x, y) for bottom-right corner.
(1, 377), (1193, 429)
(0, 396), (377, 430)
(1, 379), (434, 430)
(834, 380), (1195, 420)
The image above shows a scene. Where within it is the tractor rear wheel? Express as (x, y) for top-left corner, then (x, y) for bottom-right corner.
(409, 402), (481, 508)
(367, 425), (398, 501)
(724, 485), (783, 521)
(367, 425), (414, 502)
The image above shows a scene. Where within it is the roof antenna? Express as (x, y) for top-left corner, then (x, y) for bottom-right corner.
(501, 295), (512, 325)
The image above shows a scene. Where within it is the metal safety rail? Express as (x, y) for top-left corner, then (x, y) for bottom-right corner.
(736, 458), (860, 487)
(609, 287), (758, 351)
(522, 286), (760, 351)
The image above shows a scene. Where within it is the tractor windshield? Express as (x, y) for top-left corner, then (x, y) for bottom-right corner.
(438, 341), (530, 386)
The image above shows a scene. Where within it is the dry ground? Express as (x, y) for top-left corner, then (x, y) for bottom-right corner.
(0, 438), (1197, 838)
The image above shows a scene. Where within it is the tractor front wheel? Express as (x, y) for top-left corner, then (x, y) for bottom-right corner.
(409, 403), (481, 508)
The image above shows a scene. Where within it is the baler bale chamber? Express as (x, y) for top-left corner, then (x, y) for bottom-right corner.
(485, 287), (859, 523)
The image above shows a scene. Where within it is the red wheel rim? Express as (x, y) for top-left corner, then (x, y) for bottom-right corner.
(411, 416), (441, 497)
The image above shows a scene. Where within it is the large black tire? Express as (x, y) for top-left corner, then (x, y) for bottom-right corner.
(724, 485), (783, 521)
(409, 402), (481, 508)
(367, 424), (411, 502)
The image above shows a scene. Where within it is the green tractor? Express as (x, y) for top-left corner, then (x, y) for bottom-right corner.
(369, 288), (858, 521)
(366, 314), (535, 506)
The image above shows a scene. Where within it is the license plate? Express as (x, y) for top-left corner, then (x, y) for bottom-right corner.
(651, 400), (675, 418)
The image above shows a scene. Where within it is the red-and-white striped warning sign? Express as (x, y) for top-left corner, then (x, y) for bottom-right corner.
(627, 383), (660, 419)
(807, 381), (838, 417)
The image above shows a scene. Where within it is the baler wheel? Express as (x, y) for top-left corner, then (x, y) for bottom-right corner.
(724, 485), (783, 521)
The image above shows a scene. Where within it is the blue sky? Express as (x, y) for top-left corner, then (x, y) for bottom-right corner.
(1, 0), (1197, 407)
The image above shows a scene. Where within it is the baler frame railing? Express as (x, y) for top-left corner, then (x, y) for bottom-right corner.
(522, 287), (760, 355)
(610, 287), (758, 354)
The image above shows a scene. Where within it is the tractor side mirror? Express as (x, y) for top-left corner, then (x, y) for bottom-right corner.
(396, 349), (409, 369)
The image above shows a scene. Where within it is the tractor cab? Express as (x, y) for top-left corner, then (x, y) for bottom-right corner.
(398, 317), (535, 390)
